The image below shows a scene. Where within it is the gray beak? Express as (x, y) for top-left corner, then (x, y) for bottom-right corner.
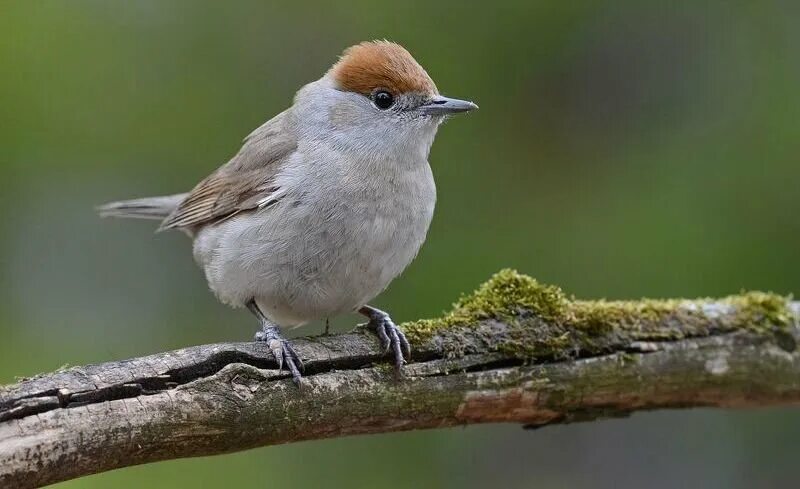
(421, 95), (479, 116)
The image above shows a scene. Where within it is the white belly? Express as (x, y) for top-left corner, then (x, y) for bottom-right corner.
(192, 160), (436, 328)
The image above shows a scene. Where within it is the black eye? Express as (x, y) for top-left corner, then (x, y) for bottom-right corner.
(373, 90), (394, 110)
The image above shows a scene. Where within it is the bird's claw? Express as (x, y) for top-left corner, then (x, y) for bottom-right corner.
(254, 326), (303, 386)
(364, 310), (411, 377)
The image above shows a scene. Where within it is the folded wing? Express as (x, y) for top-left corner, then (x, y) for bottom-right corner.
(159, 110), (297, 231)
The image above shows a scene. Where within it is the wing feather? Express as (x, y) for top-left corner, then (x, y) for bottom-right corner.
(159, 110), (297, 231)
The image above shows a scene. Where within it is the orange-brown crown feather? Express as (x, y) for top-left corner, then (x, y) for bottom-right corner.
(330, 41), (438, 97)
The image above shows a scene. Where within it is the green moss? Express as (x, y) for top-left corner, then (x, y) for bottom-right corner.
(728, 291), (793, 330)
(569, 299), (683, 334)
(402, 269), (568, 344)
(401, 269), (794, 359)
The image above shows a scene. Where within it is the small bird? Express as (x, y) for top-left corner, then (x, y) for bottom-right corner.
(98, 41), (477, 384)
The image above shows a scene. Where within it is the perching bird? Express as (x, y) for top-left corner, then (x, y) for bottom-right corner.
(98, 41), (477, 384)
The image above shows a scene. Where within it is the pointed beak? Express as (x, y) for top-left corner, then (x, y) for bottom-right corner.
(420, 95), (479, 116)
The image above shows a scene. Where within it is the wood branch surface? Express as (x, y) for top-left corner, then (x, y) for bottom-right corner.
(2, 272), (799, 488)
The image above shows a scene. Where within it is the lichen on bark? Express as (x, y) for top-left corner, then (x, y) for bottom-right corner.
(401, 269), (793, 358)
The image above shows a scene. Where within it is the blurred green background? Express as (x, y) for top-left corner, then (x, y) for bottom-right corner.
(2, 1), (799, 487)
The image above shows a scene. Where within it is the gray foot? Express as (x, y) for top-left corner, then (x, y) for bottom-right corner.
(247, 299), (303, 386)
(254, 325), (303, 386)
(359, 305), (411, 376)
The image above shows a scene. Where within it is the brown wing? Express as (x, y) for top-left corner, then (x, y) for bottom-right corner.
(159, 110), (297, 231)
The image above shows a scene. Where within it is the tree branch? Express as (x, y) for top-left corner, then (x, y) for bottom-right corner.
(1, 270), (798, 488)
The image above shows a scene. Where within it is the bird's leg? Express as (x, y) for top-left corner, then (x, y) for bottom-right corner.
(246, 299), (303, 386)
(323, 318), (331, 336)
(358, 305), (411, 376)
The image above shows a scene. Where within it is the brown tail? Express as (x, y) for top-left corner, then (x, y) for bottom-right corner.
(96, 193), (187, 221)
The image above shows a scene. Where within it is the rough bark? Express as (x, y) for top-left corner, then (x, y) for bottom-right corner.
(1, 274), (799, 488)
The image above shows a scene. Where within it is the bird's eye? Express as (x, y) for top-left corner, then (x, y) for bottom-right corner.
(373, 90), (394, 110)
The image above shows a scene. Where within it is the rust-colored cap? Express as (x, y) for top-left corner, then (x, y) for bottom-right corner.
(330, 40), (438, 97)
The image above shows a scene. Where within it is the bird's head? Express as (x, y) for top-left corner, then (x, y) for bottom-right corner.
(292, 40), (477, 156)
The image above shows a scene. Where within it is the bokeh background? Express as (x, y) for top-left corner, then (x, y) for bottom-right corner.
(2, 1), (800, 487)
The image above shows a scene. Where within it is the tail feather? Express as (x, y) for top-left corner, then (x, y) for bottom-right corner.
(97, 193), (187, 221)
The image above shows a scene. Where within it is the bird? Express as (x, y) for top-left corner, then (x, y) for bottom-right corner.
(98, 40), (477, 385)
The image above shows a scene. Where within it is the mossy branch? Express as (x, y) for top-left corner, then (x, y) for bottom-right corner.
(1, 270), (799, 488)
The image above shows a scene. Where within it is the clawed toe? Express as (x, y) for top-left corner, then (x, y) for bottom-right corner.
(254, 327), (303, 386)
(360, 306), (411, 377)
(373, 321), (392, 351)
(247, 300), (303, 386)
